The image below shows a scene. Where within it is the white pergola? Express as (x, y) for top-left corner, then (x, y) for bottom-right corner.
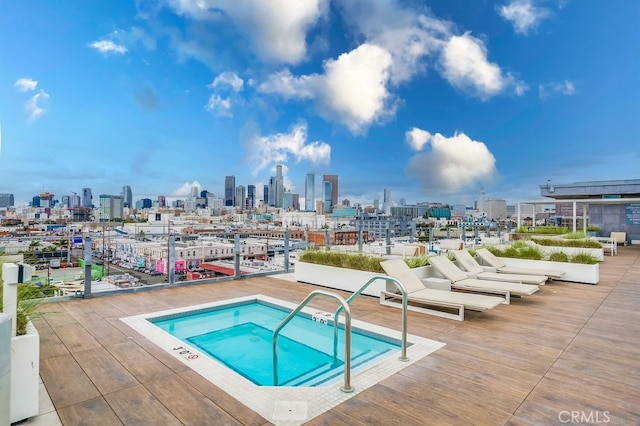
(517, 197), (640, 233)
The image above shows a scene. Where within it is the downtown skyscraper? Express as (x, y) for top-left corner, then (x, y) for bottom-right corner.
(225, 175), (235, 207)
(305, 173), (315, 212)
(322, 174), (338, 213)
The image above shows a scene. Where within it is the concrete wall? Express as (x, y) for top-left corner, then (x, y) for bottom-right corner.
(588, 204), (640, 243)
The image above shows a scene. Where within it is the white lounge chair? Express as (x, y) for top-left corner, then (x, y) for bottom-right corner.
(380, 259), (503, 321)
(452, 249), (548, 285)
(475, 248), (565, 279)
(428, 255), (539, 304)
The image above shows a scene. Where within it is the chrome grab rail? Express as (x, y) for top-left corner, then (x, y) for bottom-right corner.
(272, 290), (353, 393)
(333, 276), (409, 362)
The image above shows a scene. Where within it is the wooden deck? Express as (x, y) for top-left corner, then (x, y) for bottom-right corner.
(33, 246), (640, 425)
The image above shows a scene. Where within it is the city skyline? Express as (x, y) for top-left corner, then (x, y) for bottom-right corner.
(1, 1), (638, 207)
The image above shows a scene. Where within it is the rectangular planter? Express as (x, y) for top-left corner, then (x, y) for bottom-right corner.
(294, 261), (388, 297)
(538, 246), (604, 261)
(496, 257), (599, 285)
(10, 322), (40, 423)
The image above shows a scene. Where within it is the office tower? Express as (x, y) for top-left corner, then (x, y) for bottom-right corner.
(136, 198), (152, 209)
(191, 185), (199, 198)
(292, 193), (300, 211)
(322, 174), (338, 213)
(477, 187), (487, 213)
(383, 187), (392, 215)
(323, 180), (332, 213)
(275, 165), (284, 208)
(158, 195), (166, 208)
(99, 195), (124, 221)
(0, 193), (15, 208)
(82, 188), (93, 208)
(200, 190), (209, 207)
(225, 176), (235, 206)
(71, 194), (81, 207)
(235, 185), (246, 208)
(305, 173), (315, 211)
(39, 192), (54, 208)
(122, 185), (133, 208)
(373, 199), (379, 210)
(282, 192), (294, 209)
(247, 185), (256, 209)
(263, 185), (269, 206)
(31, 195), (41, 207)
(61, 195), (71, 208)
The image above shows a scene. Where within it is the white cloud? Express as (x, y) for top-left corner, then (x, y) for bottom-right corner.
(439, 33), (526, 99)
(209, 71), (244, 92)
(259, 43), (395, 134)
(89, 40), (128, 55)
(405, 127), (431, 151)
(407, 129), (496, 192)
(539, 80), (576, 99)
(247, 123), (331, 175)
(205, 94), (232, 116)
(167, 0), (327, 64)
(171, 181), (202, 197)
(498, 0), (551, 34)
(25, 90), (49, 122)
(14, 78), (38, 92)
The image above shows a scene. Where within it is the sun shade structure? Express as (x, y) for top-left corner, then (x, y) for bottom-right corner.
(379, 259), (503, 321)
(475, 248), (565, 279)
(452, 249), (548, 285)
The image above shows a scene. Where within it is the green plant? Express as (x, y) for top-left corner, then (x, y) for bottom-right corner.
(549, 252), (569, 262)
(570, 253), (599, 264)
(516, 226), (569, 234)
(404, 256), (430, 269)
(586, 225), (600, 232)
(562, 231), (588, 240)
(517, 246), (544, 260)
(298, 250), (385, 273)
(533, 238), (602, 248)
(0, 256), (42, 336)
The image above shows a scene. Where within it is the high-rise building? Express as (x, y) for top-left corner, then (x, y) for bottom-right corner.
(263, 185), (269, 206)
(225, 176), (235, 206)
(0, 193), (15, 208)
(477, 187), (487, 213)
(71, 194), (81, 207)
(305, 173), (315, 211)
(247, 185), (256, 209)
(323, 180), (332, 213)
(382, 188), (392, 215)
(322, 174), (338, 213)
(235, 185), (246, 208)
(136, 198), (153, 209)
(99, 195), (124, 221)
(82, 188), (93, 208)
(275, 165), (285, 208)
(61, 195), (71, 208)
(39, 192), (55, 208)
(122, 185), (133, 208)
(158, 195), (166, 208)
(31, 196), (40, 207)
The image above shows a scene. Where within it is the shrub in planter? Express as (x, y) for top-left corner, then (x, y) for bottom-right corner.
(549, 252), (569, 262)
(298, 250), (385, 273)
(571, 253), (599, 264)
(533, 238), (602, 248)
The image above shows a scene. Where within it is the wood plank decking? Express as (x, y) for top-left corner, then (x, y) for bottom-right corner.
(33, 246), (640, 425)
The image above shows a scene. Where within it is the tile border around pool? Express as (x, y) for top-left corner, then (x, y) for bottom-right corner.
(120, 294), (446, 426)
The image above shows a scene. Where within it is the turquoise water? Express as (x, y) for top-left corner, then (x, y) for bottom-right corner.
(151, 300), (402, 386)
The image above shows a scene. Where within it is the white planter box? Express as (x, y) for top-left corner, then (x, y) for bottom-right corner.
(294, 261), (388, 297)
(11, 322), (40, 423)
(497, 257), (599, 285)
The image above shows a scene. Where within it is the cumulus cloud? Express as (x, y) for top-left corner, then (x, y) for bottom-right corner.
(406, 129), (496, 192)
(205, 95), (232, 116)
(498, 0), (551, 34)
(171, 181), (202, 197)
(439, 33), (526, 99)
(14, 78), (38, 92)
(247, 123), (331, 175)
(259, 43), (395, 134)
(89, 40), (128, 55)
(208, 71), (244, 92)
(25, 90), (50, 122)
(205, 71), (245, 116)
(539, 80), (576, 99)
(166, 0), (327, 64)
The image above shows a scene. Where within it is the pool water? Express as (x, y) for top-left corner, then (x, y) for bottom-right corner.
(151, 300), (402, 387)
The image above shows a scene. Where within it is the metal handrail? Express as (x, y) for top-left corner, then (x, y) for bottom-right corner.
(333, 276), (409, 363)
(272, 290), (353, 393)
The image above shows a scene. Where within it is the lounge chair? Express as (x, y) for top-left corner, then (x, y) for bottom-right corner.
(428, 255), (539, 304)
(380, 259), (503, 321)
(475, 248), (565, 279)
(452, 249), (548, 285)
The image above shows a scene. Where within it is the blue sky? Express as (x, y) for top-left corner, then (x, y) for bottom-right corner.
(1, 0), (638, 208)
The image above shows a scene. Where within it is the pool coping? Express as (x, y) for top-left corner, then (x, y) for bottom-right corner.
(120, 294), (445, 426)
